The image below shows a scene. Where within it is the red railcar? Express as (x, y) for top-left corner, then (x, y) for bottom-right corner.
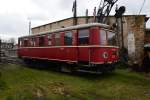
(18, 23), (119, 73)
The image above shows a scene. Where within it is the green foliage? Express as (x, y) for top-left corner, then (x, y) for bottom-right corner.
(0, 64), (150, 100)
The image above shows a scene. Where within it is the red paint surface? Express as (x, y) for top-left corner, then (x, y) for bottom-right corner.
(18, 46), (119, 64)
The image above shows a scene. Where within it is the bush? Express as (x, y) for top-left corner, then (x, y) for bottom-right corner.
(116, 61), (128, 69)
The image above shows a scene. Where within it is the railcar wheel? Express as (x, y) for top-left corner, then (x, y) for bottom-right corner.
(70, 64), (78, 74)
(59, 63), (77, 73)
(60, 63), (71, 73)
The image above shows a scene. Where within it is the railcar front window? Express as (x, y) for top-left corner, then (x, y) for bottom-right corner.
(100, 30), (107, 45)
(20, 40), (22, 46)
(78, 29), (89, 45)
(64, 31), (72, 45)
(107, 31), (116, 46)
(19, 39), (22, 46)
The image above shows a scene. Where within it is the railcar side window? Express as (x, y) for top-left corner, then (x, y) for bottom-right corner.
(48, 34), (52, 46)
(107, 31), (116, 45)
(55, 33), (61, 46)
(78, 29), (89, 45)
(39, 36), (45, 46)
(100, 30), (107, 45)
(30, 38), (36, 47)
(64, 31), (72, 45)
(24, 39), (28, 47)
(33, 38), (36, 46)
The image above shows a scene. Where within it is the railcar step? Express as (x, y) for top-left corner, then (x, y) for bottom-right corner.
(77, 70), (102, 74)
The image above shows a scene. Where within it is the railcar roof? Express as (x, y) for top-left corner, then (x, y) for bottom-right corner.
(20, 23), (109, 38)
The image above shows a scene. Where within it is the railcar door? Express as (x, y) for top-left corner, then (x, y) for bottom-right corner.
(77, 29), (90, 63)
(63, 31), (75, 61)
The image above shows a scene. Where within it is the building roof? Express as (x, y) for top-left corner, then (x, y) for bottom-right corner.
(32, 15), (148, 29)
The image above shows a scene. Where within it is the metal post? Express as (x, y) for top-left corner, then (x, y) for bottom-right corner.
(93, 7), (96, 22)
(86, 9), (88, 24)
(116, 18), (120, 47)
(29, 21), (31, 35)
(73, 0), (77, 25)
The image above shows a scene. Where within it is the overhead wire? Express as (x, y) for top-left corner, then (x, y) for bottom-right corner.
(139, 0), (146, 15)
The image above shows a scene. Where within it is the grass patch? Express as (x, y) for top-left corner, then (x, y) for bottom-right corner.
(0, 64), (150, 100)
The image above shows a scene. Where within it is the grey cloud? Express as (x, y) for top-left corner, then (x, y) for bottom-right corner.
(31, 0), (59, 11)
(0, 13), (28, 38)
(27, 11), (50, 21)
(59, 0), (73, 10)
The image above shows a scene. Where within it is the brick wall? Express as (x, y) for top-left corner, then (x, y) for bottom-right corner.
(130, 16), (145, 65)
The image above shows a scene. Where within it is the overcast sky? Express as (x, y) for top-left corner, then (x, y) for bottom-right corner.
(0, 0), (150, 41)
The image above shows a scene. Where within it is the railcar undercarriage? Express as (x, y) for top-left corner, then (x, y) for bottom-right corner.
(22, 58), (116, 74)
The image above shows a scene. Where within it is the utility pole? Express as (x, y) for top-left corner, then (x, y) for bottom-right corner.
(115, 5), (120, 47)
(93, 7), (97, 22)
(115, 5), (127, 63)
(29, 21), (31, 35)
(115, 6), (126, 49)
(72, 0), (77, 25)
(121, 16), (124, 48)
(86, 9), (89, 24)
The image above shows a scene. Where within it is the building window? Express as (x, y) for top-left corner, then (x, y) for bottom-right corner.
(78, 29), (89, 45)
(39, 36), (45, 46)
(55, 33), (61, 46)
(100, 30), (107, 45)
(48, 34), (52, 46)
(64, 31), (72, 45)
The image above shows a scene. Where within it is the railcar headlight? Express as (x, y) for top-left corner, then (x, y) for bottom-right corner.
(103, 52), (109, 59)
